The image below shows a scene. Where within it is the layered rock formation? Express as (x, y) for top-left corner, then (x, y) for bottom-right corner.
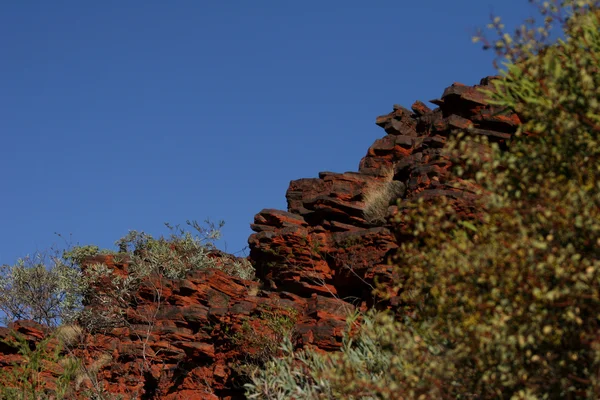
(0, 255), (353, 399)
(249, 76), (520, 309)
(0, 77), (521, 399)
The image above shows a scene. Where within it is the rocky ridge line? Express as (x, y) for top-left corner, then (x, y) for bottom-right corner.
(0, 77), (521, 399)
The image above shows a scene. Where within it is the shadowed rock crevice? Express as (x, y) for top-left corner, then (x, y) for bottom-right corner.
(141, 370), (159, 400)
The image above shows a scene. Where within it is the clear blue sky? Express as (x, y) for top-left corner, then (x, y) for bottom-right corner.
(1, 1), (537, 265)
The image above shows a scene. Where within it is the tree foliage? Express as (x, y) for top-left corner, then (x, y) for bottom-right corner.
(0, 253), (82, 327)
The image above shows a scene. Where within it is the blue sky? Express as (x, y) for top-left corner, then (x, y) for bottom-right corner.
(1, 0), (538, 265)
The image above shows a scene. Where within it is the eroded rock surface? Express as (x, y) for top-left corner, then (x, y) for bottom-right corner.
(249, 76), (521, 310)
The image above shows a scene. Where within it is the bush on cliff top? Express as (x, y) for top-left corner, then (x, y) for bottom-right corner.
(0, 253), (83, 327)
(0, 220), (254, 329)
(247, 1), (600, 398)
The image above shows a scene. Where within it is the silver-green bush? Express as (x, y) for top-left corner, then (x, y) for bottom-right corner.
(0, 253), (83, 327)
(245, 310), (445, 399)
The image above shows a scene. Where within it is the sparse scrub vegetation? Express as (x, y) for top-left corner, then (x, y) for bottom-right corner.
(0, 330), (79, 400)
(233, 306), (299, 371)
(245, 310), (445, 399)
(0, 219), (255, 397)
(78, 219), (255, 331)
(0, 219), (254, 331)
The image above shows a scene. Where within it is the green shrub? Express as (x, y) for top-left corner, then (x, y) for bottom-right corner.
(115, 220), (223, 280)
(0, 330), (79, 400)
(62, 245), (102, 268)
(1, 219), (254, 333)
(113, 219), (255, 281)
(79, 219), (256, 331)
(245, 310), (445, 399)
(0, 253), (83, 327)
(233, 306), (299, 385)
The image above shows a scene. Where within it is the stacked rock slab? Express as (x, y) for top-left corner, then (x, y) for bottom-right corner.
(0, 255), (354, 400)
(249, 76), (521, 308)
(0, 77), (522, 399)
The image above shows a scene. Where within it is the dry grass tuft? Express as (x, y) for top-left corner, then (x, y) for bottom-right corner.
(362, 165), (405, 224)
(55, 324), (84, 348)
(75, 352), (113, 390)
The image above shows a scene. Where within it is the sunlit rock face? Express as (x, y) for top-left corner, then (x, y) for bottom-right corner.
(0, 77), (520, 399)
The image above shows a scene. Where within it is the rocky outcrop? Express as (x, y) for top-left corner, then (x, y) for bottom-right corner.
(0, 77), (521, 399)
(0, 255), (353, 400)
(249, 76), (521, 309)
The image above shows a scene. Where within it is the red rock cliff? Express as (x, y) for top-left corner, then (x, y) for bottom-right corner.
(0, 77), (520, 399)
